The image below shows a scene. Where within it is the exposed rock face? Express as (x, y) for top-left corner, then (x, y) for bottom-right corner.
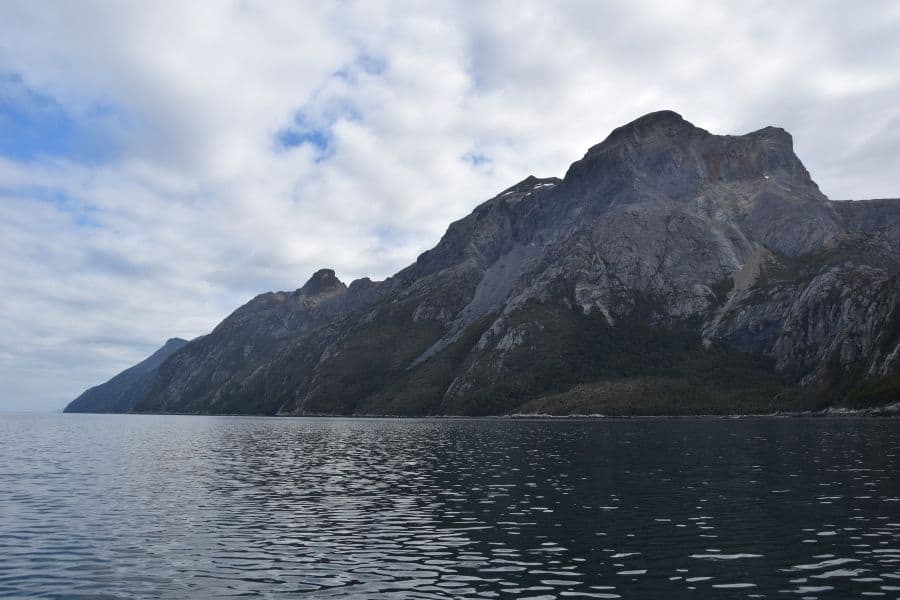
(93, 110), (898, 415)
(832, 199), (900, 259)
(141, 269), (365, 414)
(64, 338), (188, 413)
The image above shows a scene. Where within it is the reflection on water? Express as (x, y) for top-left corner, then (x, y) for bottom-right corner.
(0, 414), (898, 598)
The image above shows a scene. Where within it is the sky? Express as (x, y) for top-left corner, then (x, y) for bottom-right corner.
(1, 1), (899, 412)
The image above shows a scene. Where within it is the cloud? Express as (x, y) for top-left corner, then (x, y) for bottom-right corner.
(0, 0), (898, 410)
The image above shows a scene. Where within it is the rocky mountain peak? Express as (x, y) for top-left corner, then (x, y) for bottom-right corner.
(598, 109), (701, 148)
(746, 125), (793, 145)
(299, 268), (346, 297)
(561, 110), (817, 205)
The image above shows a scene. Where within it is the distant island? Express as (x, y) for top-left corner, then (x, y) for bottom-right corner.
(66, 111), (900, 417)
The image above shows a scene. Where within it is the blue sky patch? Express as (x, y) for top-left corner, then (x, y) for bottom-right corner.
(275, 101), (362, 158)
(0, 72), (120, 164)
(276, 53), (378, 158)
(277, 127), (329, 151)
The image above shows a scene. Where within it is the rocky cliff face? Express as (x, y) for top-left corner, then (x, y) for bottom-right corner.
(114, 111), (898, 415)
(64, 338), (188, 413)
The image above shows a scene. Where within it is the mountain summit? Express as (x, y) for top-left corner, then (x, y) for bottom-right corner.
(70, 112), (900, 415)
(299, 268), (345, 297)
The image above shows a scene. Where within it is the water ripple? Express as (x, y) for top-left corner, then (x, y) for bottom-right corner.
(0, 414), (898, 598)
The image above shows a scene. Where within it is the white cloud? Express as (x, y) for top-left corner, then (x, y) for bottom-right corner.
(0, 0), (898, 410)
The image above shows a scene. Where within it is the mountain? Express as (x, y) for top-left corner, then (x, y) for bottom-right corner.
(65, 338), (189, 413)
(79, 110), (899, 416)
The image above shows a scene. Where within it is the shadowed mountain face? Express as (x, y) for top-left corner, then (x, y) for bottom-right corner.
(64, 338), (188, 413)
(77, 111), (900, 415)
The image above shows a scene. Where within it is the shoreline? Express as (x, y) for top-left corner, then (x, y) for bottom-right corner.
(54, 402), (900, 419)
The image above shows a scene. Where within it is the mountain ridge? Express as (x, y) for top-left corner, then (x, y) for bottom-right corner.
(68, 111), (900, 415)
(65, 338), (188, 413)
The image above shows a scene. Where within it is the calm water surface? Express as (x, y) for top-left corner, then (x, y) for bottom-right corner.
(0, 414), (898, 599)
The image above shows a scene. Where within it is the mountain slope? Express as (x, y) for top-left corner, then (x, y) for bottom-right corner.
(122, 111), (899, 415)
(65, 338), (188, 413)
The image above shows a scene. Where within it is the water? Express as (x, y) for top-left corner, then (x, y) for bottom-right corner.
(1, 414), (898, 599)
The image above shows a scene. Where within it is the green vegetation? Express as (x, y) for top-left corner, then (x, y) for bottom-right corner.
(519, 376), (805, 416)
(358, 312), (498, 415)
(846, 373), (900, 408)
(445, 294), (794, 416)
(300, 299), (446, 414)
